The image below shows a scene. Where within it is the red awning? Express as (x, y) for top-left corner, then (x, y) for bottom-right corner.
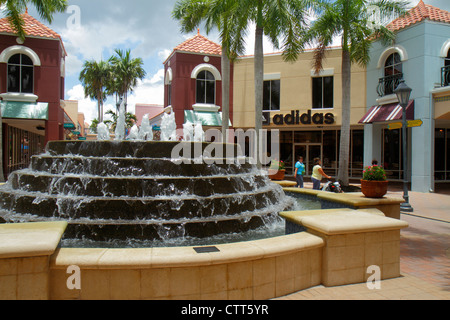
(359, 100), (414, 124)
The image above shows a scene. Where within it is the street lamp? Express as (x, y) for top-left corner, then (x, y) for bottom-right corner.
(394, 80), (413, 212)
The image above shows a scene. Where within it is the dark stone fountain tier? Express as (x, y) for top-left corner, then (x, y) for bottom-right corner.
(0, 140), (291, 241)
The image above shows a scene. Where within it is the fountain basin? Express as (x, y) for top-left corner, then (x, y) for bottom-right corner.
(0, 140), (291, 243)
(0, 206), (409, 300)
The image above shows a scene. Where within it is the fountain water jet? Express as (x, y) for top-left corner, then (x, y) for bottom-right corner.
(139, 114), (153, 141)
(114, 100), (126, 141)
(97, 123), (110, 141)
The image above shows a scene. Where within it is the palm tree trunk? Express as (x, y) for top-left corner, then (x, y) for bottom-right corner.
(254, 25), (264, 167)
(338, 49), (351, 186)
(221, 49), (230, 142)
(0, 111), (4, 183)
(98, 101), (102, 123)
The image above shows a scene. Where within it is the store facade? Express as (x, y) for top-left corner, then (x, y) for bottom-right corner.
(0, 13), (66, 179)
(362, 0), (450, 192)
(232, 49), (367, 178)
(163, 31), (233, 131)
(163, 1), (449, 190)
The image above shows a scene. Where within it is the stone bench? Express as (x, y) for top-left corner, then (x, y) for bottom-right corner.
(280, 208), (408, 287)
(284, 187), (405, 219)
(0, 221), (67, 299)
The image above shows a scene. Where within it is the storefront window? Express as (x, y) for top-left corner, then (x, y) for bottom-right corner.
(263, 80), (280, 111)
(383, 128), (402, 180)
(280, 131), (293, 175)
(351, 130), (364, 177)
(196, 70), (215, 104)
(447, 129), (450, 181)
(280, 129), (367, 179)
(312, 76), (333, 109)
(435, 128), (448, 181)
(7, 53), (34, 93)
(323, 130), (337, 176)
(294, 131), (322, 144)
(443, 50), (450, 86)
(383, 53), (403, 95)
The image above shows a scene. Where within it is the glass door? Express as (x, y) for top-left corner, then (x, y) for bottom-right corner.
(294, 144), (322, 176)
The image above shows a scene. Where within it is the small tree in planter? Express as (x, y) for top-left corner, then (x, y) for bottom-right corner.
(361, 165), (388, 198)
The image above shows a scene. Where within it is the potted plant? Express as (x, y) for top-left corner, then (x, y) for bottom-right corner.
(360, 165), (388, 198)
(268, 160), (286, 180)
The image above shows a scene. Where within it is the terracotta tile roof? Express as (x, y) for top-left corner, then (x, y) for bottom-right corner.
(387, 0), (450, 32)
(173, 30), (222, 55)
(0, 13), (61, 39)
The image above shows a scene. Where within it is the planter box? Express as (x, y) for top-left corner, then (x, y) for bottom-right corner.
(268, 169), (285, 180)
(360, 180), (388, 198)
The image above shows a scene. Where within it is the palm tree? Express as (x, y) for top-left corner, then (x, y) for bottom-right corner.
(79, 60), (110, 122)
(103, 110), (137, 132)
(298, 0), (408, 186)
(108, 49), (146, 112)
(228, 0), (312, 166)
(172, 0), (241, 142)
(174, 0), (312, 164)
(1, 0), (68, 40)
(0, 0), (67, 182)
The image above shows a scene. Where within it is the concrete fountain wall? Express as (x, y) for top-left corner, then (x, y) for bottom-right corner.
(0, 204), (408, 300)
(0, 139), (408, 300)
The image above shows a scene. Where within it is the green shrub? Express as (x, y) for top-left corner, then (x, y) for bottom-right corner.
(362, 165), (387, 181)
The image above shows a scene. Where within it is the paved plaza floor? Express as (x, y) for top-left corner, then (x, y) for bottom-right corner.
(277, 183), (450, 300)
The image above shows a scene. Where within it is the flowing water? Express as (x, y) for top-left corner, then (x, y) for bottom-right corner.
(0, 107), (317, 248)
(0, 140), (299, 248)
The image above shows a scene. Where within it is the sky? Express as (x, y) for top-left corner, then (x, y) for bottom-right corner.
(5, 0), (450, 124)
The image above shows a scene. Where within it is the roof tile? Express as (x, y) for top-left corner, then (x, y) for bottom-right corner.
(0, 13), (61, 39)
(387, 0), (450, 32)
(173, 31), (222, 56)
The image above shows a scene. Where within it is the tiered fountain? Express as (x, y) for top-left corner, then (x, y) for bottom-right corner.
(0, 107), (291, 246)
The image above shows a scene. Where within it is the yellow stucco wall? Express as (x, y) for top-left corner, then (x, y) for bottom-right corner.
(232, 48), (367, 129)
(434, 94), (450, 120)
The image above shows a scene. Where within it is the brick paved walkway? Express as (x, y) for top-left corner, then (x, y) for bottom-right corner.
(276, 186), (450, 300)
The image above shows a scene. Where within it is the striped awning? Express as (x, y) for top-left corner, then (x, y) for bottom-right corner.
(359, 100), (414, 124)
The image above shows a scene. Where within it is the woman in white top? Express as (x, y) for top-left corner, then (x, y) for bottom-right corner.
(311, 158), (331, 190)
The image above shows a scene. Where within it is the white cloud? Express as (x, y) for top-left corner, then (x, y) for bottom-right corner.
(64, 54), (84, 77)
(67, 84), (98, 123)
(158, 49), (172, 61)
(126, 70), (165, 119)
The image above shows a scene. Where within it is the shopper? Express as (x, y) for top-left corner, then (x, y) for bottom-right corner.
(311, 158), (331, 190)
(294, 156), (305, 188)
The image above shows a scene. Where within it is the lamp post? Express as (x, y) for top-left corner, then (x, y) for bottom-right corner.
(394, 80), (413, 212)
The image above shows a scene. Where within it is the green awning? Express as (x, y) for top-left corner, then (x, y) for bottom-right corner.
(184, 110), (231, 127)
(1, 101), (48, 120)
(64, 123), (76, 129)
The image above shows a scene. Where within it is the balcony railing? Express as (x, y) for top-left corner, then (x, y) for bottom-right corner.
(377, 73), (403, 97)
(441, 65), (450, 87)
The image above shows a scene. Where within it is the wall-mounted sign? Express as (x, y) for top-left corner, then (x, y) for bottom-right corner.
(263, 110), (335, 126)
